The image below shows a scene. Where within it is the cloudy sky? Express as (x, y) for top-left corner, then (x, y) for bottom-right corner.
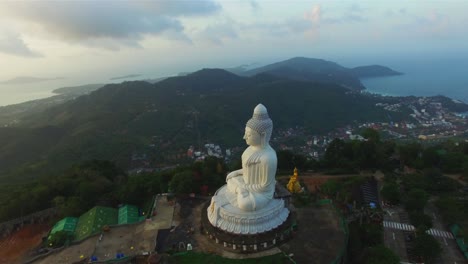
(0, 0), (467, 87)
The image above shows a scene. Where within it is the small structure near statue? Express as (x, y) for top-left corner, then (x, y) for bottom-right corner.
(287, 167), (303, 194)
(202, 104), (294, 253)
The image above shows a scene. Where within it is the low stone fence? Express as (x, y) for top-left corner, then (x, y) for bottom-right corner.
(0, 208), (57, 237)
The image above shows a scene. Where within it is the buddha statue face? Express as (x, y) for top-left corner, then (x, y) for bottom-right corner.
(245, 104), (273, 148)
(244, 127), (262, 147)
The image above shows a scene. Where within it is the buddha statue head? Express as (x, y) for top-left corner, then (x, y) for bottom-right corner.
(245, 104), (273, 147)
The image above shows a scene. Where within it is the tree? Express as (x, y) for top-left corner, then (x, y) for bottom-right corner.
(322, 139), (354, 172)
(409, 211), (433, 230)
(401, 173), (427, 193)
(441, 152), (465, 173)
(361, 128), (381, 142)
(398, 143), (423, 169)
(412, 233), (441, 263)
(435, 196), (464, 224)
(361, 224), (384, 246)
(323, 139), (347, 167)
(462, 160), (468, 180)
(405, 189), (429, 212)
(353, 140), (379, 170)
(381, 183), (400, 205)
(422, 147), (441, 168)
(277, 150), (307, 171)
(169, 171), (194, 194)
(320, 180), (341, 197)
(117, 174), (155, 206)
(423, 168), (460, 194)
(365, 245), (400, 264)
(378, 141), (398, 172)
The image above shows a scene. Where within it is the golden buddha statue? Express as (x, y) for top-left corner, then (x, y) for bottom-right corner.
(287, 167), (302, 193)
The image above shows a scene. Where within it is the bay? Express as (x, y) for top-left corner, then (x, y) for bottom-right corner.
(361, 58), (468, 104)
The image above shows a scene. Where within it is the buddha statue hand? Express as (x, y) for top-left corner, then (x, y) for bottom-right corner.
(226, 169), (242, 182)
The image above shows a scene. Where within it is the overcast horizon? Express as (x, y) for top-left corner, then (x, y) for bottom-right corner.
(1, 0), (468, 106)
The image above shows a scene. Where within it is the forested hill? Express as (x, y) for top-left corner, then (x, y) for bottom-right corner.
(237, 57), (402, 90)
(0, 69), (405, 182)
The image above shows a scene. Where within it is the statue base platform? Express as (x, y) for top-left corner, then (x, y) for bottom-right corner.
(207, 185), (289, 235)
(201, 200), (295, 253)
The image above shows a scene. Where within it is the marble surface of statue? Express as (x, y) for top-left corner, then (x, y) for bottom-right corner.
(225, 104), (277, 211)
(207, 104), (289, 234)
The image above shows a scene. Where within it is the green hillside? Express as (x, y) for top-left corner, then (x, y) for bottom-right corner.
(0, 69), (407, 182)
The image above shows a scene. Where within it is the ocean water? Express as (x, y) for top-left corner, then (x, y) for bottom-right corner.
(361, 58), (468, 103)
(0, 79), (77, 107)
(0, 75), (152, 107)
(0, 84), (55, 107)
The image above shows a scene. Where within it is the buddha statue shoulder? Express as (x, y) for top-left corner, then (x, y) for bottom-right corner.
(225, 104), (277, 211)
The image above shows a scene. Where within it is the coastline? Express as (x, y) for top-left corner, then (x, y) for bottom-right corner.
(360, 62), (468, 104)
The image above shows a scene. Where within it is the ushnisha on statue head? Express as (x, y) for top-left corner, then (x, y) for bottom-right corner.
(244, 104), (273, 148)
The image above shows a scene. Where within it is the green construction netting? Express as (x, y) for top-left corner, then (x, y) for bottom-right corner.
(50, 217), (78, 235)
(118, 205), (140, 224)
(457, 238), (467, 251)
(451, 224), (461, 236)
(74, 206), (118, 241)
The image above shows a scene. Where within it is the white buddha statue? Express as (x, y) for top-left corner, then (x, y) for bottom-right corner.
(207, 104), (289, 234)
(225, 104), (277, 211)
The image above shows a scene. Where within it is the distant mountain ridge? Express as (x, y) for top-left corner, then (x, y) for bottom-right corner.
(229, 57), (402, 90)
(351, 65), (402, 78)
(53, 83), (105, 95)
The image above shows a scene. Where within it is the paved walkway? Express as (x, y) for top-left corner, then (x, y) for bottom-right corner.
(138, 195), (175, 252)
(383, 221), (454, 239)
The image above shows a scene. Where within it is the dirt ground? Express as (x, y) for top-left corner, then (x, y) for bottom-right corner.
(279, 205), (346, 264)
(0, 223), (50, 264)
(34, 237), (96, 264)
(444, 173), (467, 186)
(278, 171), (380, 193)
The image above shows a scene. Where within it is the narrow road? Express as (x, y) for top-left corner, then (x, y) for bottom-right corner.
(425, 201), (466, 264)
(382, 207), (408, 262)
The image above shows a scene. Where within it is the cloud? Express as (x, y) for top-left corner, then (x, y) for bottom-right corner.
(320, 4), (367, 24)
(390, 9), (452, 38)
(197, 21), (238, 45)
(414, 11), (450, 35)
(136, 1), (221, 17)
(0, 30), (42, 57)
(305, 5), (322, 24)
(235, 5), (322, 39)
(249, 1), (260, 12)
(0, 1), (220, 49)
